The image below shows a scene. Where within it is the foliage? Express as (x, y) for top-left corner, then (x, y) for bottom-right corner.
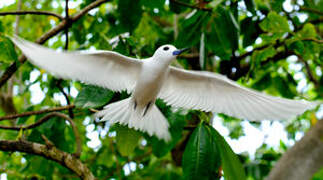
(0, 0), (322, 179)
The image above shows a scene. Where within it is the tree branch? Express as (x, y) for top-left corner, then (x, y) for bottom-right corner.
(0, 139), (94, 180)
(0, 0), (109, 89)
(0, 104), (75, 121)
(266, 119), (323, 180)
(0, 112), (82, 158)
(0, 10), (64, 20)
(300, 6), (323, 16)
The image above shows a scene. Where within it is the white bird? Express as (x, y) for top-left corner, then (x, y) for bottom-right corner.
(10, 36), (317, 141)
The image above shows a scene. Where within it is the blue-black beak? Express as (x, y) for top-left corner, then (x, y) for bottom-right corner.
(173, 47), (190, 56)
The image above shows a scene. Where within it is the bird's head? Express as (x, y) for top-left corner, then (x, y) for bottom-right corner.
(153, 45), (189, 63)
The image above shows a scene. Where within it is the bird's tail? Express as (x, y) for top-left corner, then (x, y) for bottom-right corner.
(96, 97), (171, 141)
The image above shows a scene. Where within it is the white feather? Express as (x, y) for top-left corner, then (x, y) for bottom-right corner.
(158, 67), (317, 121)
(10, 35), (142, 93)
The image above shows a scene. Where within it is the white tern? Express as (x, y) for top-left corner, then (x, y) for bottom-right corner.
(10, 36), (317, 141)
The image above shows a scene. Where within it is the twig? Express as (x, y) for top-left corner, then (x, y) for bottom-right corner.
(297, 55), (319, 88)
(300, 6), (323, 16)
(0, 0), (109, 89)
(0, 10), (64, 20)
(0, 104), (75, 121)
(64, 0), (69, 50)
(301, 38), (323, 44)
(0, 139), (94, 179)
(0, 112), (82, 158)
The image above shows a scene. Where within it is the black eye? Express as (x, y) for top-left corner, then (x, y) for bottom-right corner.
(163, 47), (169, 51)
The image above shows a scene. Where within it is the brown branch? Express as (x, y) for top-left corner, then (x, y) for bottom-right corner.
(266, 119), (323, 180)
(169, 0), (212, 12)
(0, 10), (64, 20)
(0, 0), (109, 89)
(0, 112), (82, 158)
(0, 104), (75, 121)
(297, 55), (320, 88)
(0, 139), (94, 180)
(300, 6), (323, 16)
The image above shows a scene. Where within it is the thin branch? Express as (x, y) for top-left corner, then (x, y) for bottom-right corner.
(300, 6), (323, 16)
(297, 55), (319, 88)
(0, 112), (82, 158)
(64, 0), (69, 50)
(0, 10), (64, 20)
(0, 0), (109, 89)
(0, 104), (75, 121)
(0, 139), (94, 180)
(169, 0), (212, 12)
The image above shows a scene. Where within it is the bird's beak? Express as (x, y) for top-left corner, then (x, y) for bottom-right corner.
(172, 48), (190, 56)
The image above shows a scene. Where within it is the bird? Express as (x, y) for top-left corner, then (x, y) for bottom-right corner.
(9, 36), (317, 141)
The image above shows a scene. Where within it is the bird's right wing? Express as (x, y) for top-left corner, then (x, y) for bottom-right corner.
(10, 36), (142, 93)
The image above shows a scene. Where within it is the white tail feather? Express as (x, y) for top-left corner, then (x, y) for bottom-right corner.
(96, 98), (171, 141)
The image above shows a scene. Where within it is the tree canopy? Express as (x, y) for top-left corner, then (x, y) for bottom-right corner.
(0, 0), (322, 179)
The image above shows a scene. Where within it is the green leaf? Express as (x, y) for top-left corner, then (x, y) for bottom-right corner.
(259, 11), (290, 34)
(75, 84), (114, 108)
(176, 11), (210, 48)
(182, 124), (220, 180)
(208, 126), (246, 180)
(169, 0), (190, 14)
(298, 23), (317, 39)
(115, 124), (141, 156)
(118, 0), (143, 32)
(244, 0), (256, 14)
(241, 17), (260, 47)
(206, 6), (239, 59)
(0, 35), (18, 63)
(251, 46), (276, 67)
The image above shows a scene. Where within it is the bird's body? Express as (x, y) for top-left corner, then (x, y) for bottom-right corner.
(9, 36), (318, 141)
(133, 58), (168, 109)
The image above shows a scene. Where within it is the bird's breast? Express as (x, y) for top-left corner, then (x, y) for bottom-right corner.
(132, 61), (169, 105)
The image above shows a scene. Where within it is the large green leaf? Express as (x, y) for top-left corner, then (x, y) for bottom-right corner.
(115, 125), (141, 156)
(208, 126), (246, 180)
(118, 0), (143, 33)
(182, 123), (221, 180)
(206, 6), (239, 59)
(75, 84), (114, 108)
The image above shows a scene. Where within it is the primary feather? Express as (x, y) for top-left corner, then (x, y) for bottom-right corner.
(158, 67), (317, 121)
(10, 35), (142, 93)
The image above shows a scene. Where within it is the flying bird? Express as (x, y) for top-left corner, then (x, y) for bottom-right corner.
(10, 36), (317, 141)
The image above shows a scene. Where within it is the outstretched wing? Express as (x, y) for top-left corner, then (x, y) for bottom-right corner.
(10, 36), (142, 93)
(158, 66), (317, 121)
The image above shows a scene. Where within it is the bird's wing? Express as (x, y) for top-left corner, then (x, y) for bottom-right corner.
(158, 66), (317, 121)
(10, 36), (142, 93)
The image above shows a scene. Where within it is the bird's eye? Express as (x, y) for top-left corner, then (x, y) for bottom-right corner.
(163, 47), (169, 51)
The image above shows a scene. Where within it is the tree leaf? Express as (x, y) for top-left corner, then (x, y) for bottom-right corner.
(182, 123), (220, 180)
(259, 11), (290, 34)
(208, 126), (246, 180)
(75, 84), (114, 108)
(116, 124), (141, 156)
(0, 35), (18, 63)
(118, 0), (143, 32)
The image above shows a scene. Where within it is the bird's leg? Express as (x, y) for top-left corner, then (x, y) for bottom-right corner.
(143, 101), (152, 117)
(134, 100), (137, 110)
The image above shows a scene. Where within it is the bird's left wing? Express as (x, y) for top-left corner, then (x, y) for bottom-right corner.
(10, 36), (142, 92)
(158, 66), (317, 121)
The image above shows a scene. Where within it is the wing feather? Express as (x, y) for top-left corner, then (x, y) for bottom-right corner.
(158, 66), (317, 121)
(10, 36), (142, 92)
